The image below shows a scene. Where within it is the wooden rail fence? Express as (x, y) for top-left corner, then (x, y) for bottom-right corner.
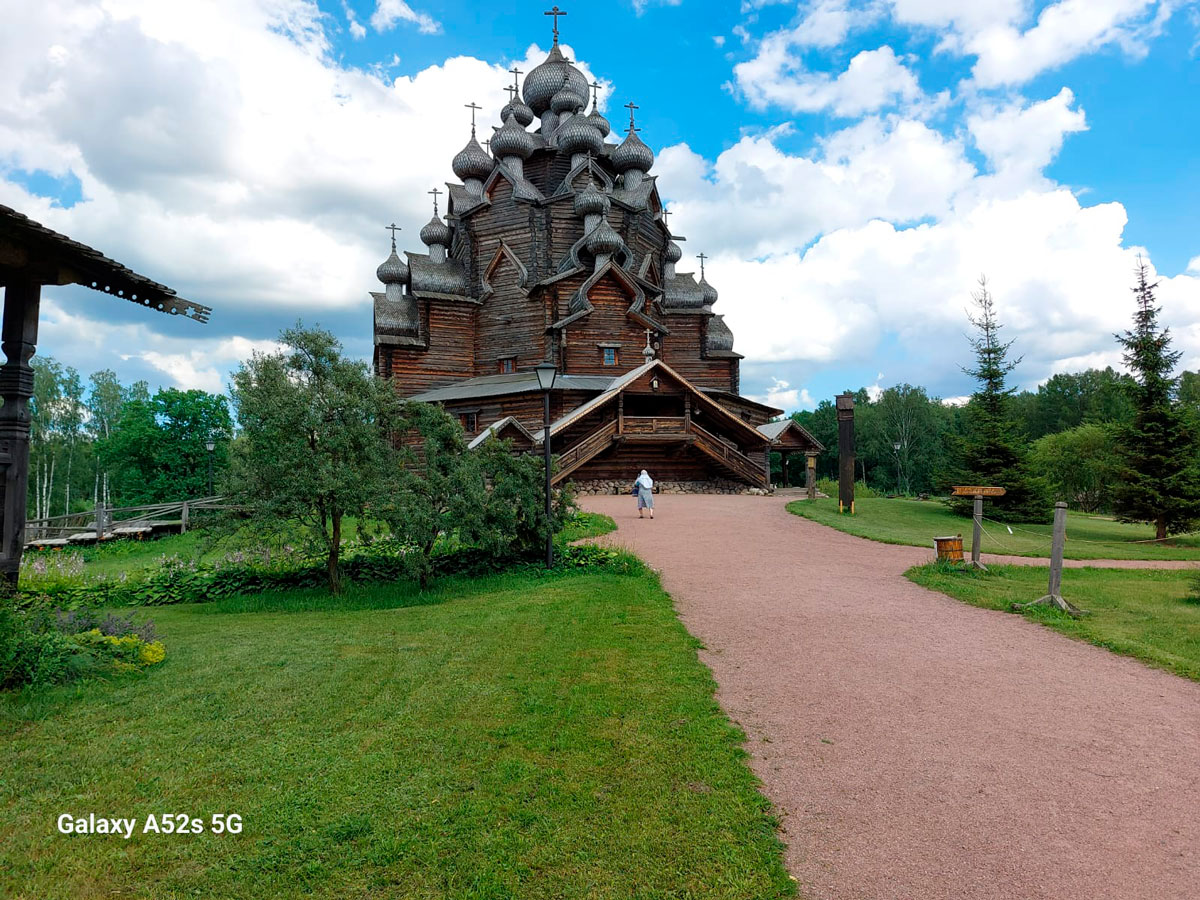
(24, 497), (236, 548)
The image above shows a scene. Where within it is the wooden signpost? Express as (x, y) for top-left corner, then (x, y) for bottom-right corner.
(951, 485), (1006, 569)
(1013, 501), (1085, 617)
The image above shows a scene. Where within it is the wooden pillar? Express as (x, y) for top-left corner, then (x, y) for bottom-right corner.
(181, 500), (189, 534)
(0, 280), (41, 586)
(969, 493), (986, 570)
(806, 452), (817, 501)
(781, 452), (788, 488)
(836, 393), (855, 514)
(1046, 501), (1067, 598)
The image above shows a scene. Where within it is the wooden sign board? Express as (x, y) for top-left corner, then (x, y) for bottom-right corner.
(952, 485), (1007, 497)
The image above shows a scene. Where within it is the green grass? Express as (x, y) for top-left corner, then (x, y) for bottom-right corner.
(0, 568), (795, 900)
(908, 562), (1200, 680)
(788, 497), (1200, 560)
(558, 511), (617, 544)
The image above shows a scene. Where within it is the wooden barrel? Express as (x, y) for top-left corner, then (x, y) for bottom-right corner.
(934, 534), (964, 562)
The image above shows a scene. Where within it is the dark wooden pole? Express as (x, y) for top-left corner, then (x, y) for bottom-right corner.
(970, 493), (985, 570)
(836, 393), (855, 514)
(806, 452), (817, 501)
(0, 280), (41, 586)
(543, 390), (553, 568)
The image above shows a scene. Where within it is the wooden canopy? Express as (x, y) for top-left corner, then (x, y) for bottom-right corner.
(0, 204), (210, 583)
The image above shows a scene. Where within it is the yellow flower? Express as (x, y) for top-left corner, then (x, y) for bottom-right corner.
(139, 641), (166, 666)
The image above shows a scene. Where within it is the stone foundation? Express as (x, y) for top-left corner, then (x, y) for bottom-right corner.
(571, 479), (771, 496)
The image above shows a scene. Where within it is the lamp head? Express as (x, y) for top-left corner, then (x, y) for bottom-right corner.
(205, 439), (216, 452)
(534, 361), (558, 392)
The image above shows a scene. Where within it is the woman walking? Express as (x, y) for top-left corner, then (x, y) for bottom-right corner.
(635, 469), (655, 519)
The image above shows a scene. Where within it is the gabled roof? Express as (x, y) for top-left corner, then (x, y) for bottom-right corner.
(467, 415), (535, 449)
(533, 358), (771, 448)
(758, 418), (824, 451)
(550, 260), (668, 333)
(410, 371), (615, 403)
(0, 203), (210, 322)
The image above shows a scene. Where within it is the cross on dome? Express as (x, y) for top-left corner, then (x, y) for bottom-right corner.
(465, 101), (482, 134)
(697, 252), (707, 277)
(544, 6), (566, 45)
(624, 101), (640, 133)
(385, 223), (401, 249)
(428, 187), (442, 217)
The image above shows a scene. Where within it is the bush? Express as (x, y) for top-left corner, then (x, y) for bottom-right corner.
(0, 597), (164, 690)
(815, 478), (881, 499)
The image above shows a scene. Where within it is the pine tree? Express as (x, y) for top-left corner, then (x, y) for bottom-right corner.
(950, 277), (1051, 523)
(1111, 258), (1200, 540)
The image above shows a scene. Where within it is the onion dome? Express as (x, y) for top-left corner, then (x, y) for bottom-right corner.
(573, 180), (610, 218)
(557, 115), (603, 157)
(523, 45), (589, 115)
(664, 240), (682, 264)
(551, 86), (584, 115)
(500, 98), (535, 128)
(586, 103), (611, 138)
(699, 275), (718, 305)
(377, 246), (409, 285)
(420, 214), (451, 247)
(492, 115), (535, 160)
(585, 220), (622, 257)
(452, 133), (493, 181)
(612, 130), (654, 173)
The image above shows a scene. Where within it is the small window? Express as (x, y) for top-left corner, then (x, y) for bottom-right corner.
(459, 412), (477, 432)
(498, 357), (515, 374)
(602, 347), (618, 367)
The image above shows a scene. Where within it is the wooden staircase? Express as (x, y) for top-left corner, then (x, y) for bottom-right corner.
(691, 423), (769, 487)
(551, 420), (618, 485)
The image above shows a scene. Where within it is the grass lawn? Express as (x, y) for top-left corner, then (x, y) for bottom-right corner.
(0, 566), (795, 899)
(908, 563), (1200, 681)
(788, 497), (1200, 561)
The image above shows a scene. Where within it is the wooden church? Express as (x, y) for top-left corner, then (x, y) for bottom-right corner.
(370, 13), (821, 492)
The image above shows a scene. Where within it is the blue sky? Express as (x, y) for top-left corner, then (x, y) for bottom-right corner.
(2, 0), (1198, 411)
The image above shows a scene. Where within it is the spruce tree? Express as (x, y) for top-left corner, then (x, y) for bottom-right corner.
(950, 277), (1051, 523)
(1111, 258), (1200, 540)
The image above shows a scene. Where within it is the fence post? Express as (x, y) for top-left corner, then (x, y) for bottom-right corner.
(95, 501), (105, 541)
(1047, 501), (1066, 599)
(181, 501), (189, 534)
(1013, 500), (1084, 616)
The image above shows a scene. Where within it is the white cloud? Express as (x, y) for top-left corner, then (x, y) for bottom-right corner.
(713, 35), (727, 47)
(369, 0), (440, 35)
(747, 377), (812, 410)
(967, 88), (1088, 191)
(734, 43), (924, 116)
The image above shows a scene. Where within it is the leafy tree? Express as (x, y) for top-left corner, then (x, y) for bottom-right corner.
(950, 277), (1051, 523)
(230, 325), (401, 593)
(1030, 424), (1121, 512)
(875, 384), (951, 495)
(1111, 259), (1200, 539)
(1014, 368), (1135, 438)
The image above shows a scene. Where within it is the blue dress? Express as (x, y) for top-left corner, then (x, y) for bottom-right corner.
(636, 482), (654, 509)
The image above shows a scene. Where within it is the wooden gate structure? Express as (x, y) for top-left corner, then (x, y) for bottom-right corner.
(0, 204), (211, 583)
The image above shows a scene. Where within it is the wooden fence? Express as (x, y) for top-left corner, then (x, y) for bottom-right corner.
(24, 497), (236, 547)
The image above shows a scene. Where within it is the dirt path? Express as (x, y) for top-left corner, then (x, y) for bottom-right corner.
(583, 493), (1200, 900)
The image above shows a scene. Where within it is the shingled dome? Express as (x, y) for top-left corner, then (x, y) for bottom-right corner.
(420, 215), (452, 248)
(699, 274), (718, 305)
(573, 181), (610, 218)
(452, 134), (493, 181)
(492, 115), (535, 160)
(376, 247), (410, 285)
(585, 219), (622, 257)
(612, 130), (654, 173)
(500, 98), (535, 128)
(523, 45), (588, 116)
(664, 240), (682, 264)
(586, 101), (611, 138)
(557, 116), (604, 157)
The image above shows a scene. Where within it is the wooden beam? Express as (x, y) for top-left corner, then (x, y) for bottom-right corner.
(0, 279), (40, 584)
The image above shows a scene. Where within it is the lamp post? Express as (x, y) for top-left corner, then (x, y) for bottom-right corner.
(535, 361), (558, 568)
(205, 437), (216, 496)
(892, 439), (902, 495)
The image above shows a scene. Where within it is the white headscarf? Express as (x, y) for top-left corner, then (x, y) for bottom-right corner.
(636, 470), (653, 489)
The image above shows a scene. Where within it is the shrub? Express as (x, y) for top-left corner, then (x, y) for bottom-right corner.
(815, 478), (881, 499)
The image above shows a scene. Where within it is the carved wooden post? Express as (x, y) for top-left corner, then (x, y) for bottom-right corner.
(836, 393), (855, 514)
(0, 279), (40, 586)
(806, 452), (817, 501)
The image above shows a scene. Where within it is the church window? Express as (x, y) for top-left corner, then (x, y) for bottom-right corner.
(602, 347), (618, 367)
(498, 357), (515, 374)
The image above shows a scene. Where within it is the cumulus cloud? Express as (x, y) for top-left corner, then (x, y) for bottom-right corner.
(734, 43), (924, 116)
(747, 377), (814, 410)
(369, 0), (440, 35)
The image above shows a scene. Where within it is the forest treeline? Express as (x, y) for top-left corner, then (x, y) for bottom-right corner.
(26, 361), (231, 518)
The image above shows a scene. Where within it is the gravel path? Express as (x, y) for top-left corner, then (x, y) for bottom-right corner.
(583, 493), (1200, 900)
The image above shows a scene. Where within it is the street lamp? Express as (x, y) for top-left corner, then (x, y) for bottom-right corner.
(892, 440), (902, 496)
(535, 361), (558, 568)
(205, 437), (216, 496)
